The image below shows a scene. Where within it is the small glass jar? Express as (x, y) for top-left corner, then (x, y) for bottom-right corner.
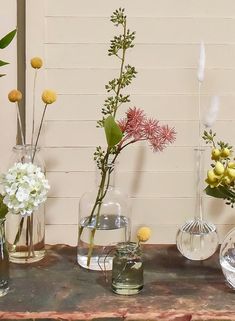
(112, 242), (143, 295)
(0, 218), (9, 297)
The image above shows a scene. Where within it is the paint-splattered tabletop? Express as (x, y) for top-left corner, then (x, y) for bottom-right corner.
(0, 244), (235, 321)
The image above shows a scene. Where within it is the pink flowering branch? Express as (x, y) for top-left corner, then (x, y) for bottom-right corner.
(117, 107), (176, 152)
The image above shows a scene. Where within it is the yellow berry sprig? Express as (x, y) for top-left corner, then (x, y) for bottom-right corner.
(203, 130), (235, 207)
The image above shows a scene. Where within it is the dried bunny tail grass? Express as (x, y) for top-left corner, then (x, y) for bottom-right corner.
(203, 96), (220, 128)
(197, 41), (206, 83)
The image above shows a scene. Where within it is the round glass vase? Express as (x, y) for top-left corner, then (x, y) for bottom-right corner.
(112, 242), (143, 295)
(77, 162), (130, 271)
(176, 148), (219, 260)
(0, 218), (9, 297)
(220, 227), (235, 289)
(5, 145), (46, 264)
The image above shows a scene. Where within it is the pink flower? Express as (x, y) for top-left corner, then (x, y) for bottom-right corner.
(126, 107), (145, 123)
(159, 125), (176, 144)
(118, 118), (128, 133)
(142, 118), (160, 139)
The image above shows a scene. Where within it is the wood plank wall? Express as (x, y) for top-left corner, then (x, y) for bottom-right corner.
(26, 0), (235, 245)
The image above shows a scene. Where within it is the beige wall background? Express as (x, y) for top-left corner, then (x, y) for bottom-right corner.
(25, 0), (235, 245)
(0, 0), (17, 173)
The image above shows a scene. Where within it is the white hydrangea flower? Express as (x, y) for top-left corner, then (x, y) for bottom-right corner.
(1, 162), (50, 217)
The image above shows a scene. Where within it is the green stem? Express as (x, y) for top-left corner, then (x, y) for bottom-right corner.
(32, 104), (47, 163)
(13, 217), (24, 246)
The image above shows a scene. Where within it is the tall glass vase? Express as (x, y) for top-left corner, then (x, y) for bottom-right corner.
(0, 218), (9, 297)
(5, 145), (46, 263)
(176, 148), (219, 260)
(77, 163), (130, 271)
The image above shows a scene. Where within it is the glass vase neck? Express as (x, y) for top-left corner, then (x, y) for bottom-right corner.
(95, 162), (116, 188)
(194, 147), (205, 221)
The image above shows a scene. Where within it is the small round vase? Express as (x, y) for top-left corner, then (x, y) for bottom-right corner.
(220, 227), (235, 289)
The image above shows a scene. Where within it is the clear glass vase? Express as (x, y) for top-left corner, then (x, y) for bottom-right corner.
(5, 145), (46, 264)
(176, 148), (219, 260)
(77, 163), (130, 271)
(220, 228), (235, 289)
(0, 218), (9, 297)
(112, 242), (143, 295)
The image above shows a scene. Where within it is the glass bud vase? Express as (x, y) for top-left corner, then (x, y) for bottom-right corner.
(220, 228), (235, 289)
(0, 218), (9, 297)
(5, 145), (46, 264)
(77, 163), (130, 271)
(176, 148), (219, 260)
(112, 242), (143, 295)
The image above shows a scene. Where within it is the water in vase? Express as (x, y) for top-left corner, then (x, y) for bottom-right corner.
(77, 214), (130, 271)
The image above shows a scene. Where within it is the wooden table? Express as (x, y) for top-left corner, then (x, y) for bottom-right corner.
(0, 244), (235, 321)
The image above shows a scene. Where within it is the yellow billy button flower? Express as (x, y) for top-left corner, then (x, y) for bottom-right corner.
(211, 148), (221, 160)
(42, 90), (57, 104)
(8, 89), (22, 103)
(30, 57), (43, 69)
(214, 161), (225, 175)
(221, 148), (230, 158)
(137, 227), (151, 243)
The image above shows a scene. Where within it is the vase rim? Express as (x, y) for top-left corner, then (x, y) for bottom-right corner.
(13, 144), (40, 152)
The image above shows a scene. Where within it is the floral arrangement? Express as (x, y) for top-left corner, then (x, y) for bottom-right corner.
(1, 162), (50, 217)
(0, 29), (16, 77)
(79, 8), (176, 266)
(203, 130), (235, 207)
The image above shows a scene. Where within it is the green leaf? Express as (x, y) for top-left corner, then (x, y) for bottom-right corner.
(205, 185), (235, 199)
(0, 194), (8, 219)
(104, 115), (123, 148)
(0, 60), (9, 67)
(0, 29), (17, 49)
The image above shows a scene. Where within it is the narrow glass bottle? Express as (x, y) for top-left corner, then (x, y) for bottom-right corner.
(6, 145), (46, 263)
(176, 148), (219, 260)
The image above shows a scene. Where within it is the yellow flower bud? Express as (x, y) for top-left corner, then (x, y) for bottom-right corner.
(30, 57), (43, 69)
(227, 168), (235, 179)
(228, 162), (235, 169)
(221, 148), (230, 158)
(223, 176), (232, 185)
(214, 162), (225, 175)
(42, 89), (57, 104)
(211, 148), (220, 160)
(207, 170), (219, 184)
(8, 89), (22, 103)
(137, 227), (151, 243)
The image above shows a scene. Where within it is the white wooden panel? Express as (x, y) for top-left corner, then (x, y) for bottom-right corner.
(42, 146), (196, 172)
(47, 172), (195, 198)
(27, 0), (235, 244)
(46, 43), (235, 69)
(46, 69), (235, 95)
(46, 0), (235, 18)
(46, 17), (235, 44)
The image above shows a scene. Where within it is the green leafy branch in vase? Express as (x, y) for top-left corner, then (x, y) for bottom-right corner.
(80, 8), (176, 267)
(203, 129), (235, 206)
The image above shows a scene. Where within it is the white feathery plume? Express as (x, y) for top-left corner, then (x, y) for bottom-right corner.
(197, 41), (206, 83)
(203, 96), (220, 128)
